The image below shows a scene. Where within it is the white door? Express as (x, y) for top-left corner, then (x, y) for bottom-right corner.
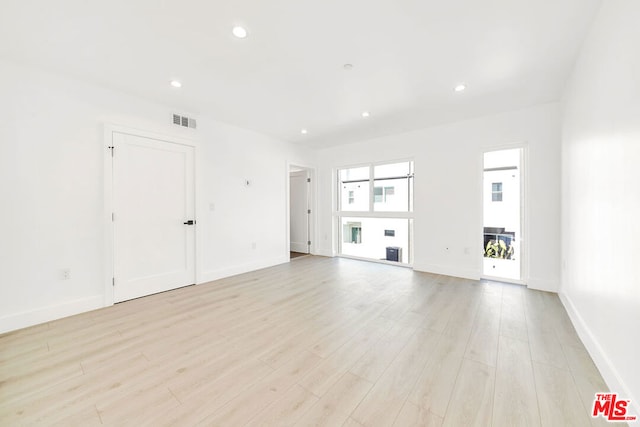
(290, 170), (309, 253)
(112, 132), (195, 302)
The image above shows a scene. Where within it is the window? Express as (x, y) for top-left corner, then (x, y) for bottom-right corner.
(374, 187), (383, 203)
(492, 182), (503, 201)
(339, 166), (370, 211)
(373, 186), (395, 203)
(337, 160), (414, 264)
(343, 222), (362, 244)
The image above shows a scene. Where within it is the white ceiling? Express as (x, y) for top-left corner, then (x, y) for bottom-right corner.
(0, 0), (601, 147)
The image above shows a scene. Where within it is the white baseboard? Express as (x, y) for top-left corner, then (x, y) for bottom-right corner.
(314, 249), (334, 258)
(559, 292), (640, 418)
(0, 295), (104, 334)
(200, 255), (289, 284)
(527, 276), (559, 292)
(412, 263), (480, 281)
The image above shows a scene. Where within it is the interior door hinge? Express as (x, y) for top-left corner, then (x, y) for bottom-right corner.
(111, 212), (114, 221)
(112, 277), (115, 287)
(307, 209), (311, 214)
(108, 146), (114, 157)
(307, 178), (311, 183)
(307, 240), (311, 246)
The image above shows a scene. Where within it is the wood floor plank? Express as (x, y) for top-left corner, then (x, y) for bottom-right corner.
(492, 335), (541, 426)
(298, 316), (393, 397)
(350, 327), (441, 426)
(295, 372), (373, 426)
(0, 257), (609, 426)
(464, 306), (501, 367)
(560, 344), (613, 427)
(245, 384), (319, 426)
(442, 358), (496, 427)
(407, 323), (470, 417)
(533, 361), (592, 427)
(394, 401), (443, 427)
(348, 312), (424, 383)
(197, 350), (322, 426)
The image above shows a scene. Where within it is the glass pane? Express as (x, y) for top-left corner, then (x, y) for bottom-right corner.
(373, 161), (413, 212)
(374, 162), (410, 179)
(340, 181), (370, 211)
(373, 178), (409, 211)
(340, 166), (369, 182)
(339, 167), (370, 211)
(340, 217), (410, 264)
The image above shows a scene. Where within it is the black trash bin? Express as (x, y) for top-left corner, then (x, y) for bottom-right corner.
(386, 246), (402, 262)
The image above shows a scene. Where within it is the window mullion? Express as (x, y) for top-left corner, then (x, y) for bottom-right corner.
(369, 165), (374, 212)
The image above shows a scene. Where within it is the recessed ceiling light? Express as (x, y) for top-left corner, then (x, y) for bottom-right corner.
(343, 64), (353, 70)
(170, 80), (182, 88)
(301, 129), (308, 135)
(232, 26), (248, 38)
(454, 84), (466, 92)
(361, 111), (370, 118)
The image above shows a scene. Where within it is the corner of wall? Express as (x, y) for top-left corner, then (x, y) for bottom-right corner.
(559, 292), (640, 418)
(526, 276), (559, 292)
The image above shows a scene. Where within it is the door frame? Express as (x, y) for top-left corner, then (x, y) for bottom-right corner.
(480, 142), (529, 285)
(286, 163), (316, 257)
(103, 124), (199, 306)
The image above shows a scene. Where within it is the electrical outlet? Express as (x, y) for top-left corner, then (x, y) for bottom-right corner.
(62, 269), (71, 280)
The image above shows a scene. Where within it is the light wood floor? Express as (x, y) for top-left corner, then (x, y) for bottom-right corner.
(0, 256), (616, 426)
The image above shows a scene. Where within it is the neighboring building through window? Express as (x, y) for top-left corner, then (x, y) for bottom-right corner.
(492, 182), (503, 201)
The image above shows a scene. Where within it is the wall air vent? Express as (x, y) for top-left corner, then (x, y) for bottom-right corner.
(172, 113), (197, 129)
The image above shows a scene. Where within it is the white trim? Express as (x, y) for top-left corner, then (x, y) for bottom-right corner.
(559, 292), (640, 418)
(413, 262), (480, 281)
(480, 143), (530, 284)
(200, 255), (289, 284)
(0, 295), (103, 334)
(481, 275), (527, 286)
(103, 123), (198, 307)
(338, 254), (413, 268)
(335, 211), (414, 219)
(526, 276), (559, 292)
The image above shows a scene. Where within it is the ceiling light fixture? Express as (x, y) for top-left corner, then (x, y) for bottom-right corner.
(454, 84), (466, 92)
(362, 111), (370, 118)
(301, 129), (308, 135)
(343, 64), (353, 70)
(170, 80), (182, 88)
(232, 26), (248, 38)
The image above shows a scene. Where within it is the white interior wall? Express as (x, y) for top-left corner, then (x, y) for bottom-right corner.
(0, 60), (312, 333)
(560, 0), (640, 413)
(316, 103), (561, 291)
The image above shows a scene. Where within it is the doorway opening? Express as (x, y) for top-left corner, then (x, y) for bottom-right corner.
(289, 165), (313, 260)
(482, 148), (524, 282)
